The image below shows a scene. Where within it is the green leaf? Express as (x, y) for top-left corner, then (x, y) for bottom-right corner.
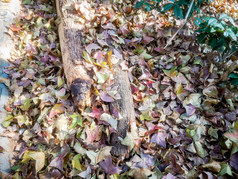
(1, 115), (13, 128)
(144, 2), (151, 11)
(20, 98), (31, 111)
(208, 18), (217, 26)
(194, 19), (200, 27)
(135, 1), (144, 9)
(174, 5), (183, 19)
(22, 0), (33, 5)
(140, 111), (154, 121)
(96, 72), (109, 84)
(162, 3), (174, 12)
(210, 38), (217, 49)
(194, 141), (207, 158)
(195, 17), (203, 23)
(219, 13), (235, 25)
(69, 114), (83, 129)
(226, 29), (237, 41)
(213, 22), (225, 30)
(208, 127), (218, 139)
(219, 13), (230, 20)
(216, 38), (225, 46)
(229, 73), (238, 79)
(197, 34), (206, 43)
(140, 50), (152, 59)
(163, 67), (178, 78)
(176, 0), (188, 5)
(218, 163), (232, 176)
(231, 78), (238, 85)
(72, 154), (83, 171)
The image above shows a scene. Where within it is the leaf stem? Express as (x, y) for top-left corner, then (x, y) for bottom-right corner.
(164, 0), (195, 49)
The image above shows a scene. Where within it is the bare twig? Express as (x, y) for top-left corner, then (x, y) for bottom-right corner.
(164, 0), (195, 49)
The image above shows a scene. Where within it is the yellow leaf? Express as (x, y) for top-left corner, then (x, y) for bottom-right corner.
(83, 50), (94, 63)
(107, 50), (112, 69)
(176, 83), (183, 95)
(94, 87), (100, 96)
(72, 154), (83, 171)
(22, 151), (45, 172)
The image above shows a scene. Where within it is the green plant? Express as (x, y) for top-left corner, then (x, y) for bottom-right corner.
(196, 14), (238, 61)
(135, 0), (213, 48)
(135, 0), (212, 19)
(135, 0), (161, 11)
(229, 71), (238, 85)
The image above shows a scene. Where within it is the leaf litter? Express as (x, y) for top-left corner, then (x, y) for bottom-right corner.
(2, 0), (238, 178)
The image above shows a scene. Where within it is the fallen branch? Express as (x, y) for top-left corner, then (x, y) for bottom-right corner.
(56, 0), (93, 111)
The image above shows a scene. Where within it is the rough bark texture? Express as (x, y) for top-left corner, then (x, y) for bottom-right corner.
(102, 0), (138, 156)
(110, 65), (136, 157)
(56, 0), (92, 110)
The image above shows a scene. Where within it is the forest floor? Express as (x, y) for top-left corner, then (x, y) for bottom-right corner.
(0, 0), (238, 178)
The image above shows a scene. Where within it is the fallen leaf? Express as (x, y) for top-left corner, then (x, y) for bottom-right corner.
(95, 72), (109, 84)
(22, 151), (45, 172)
(100, 91), (115, 102)
(183, 93), (202, 108)
(49, 145), (70, 171)
(49, 103), (65, 118)
(230, 152), (238, 171)
(100, 113), (117, 130)
(87, 107), (103, 119)
(96, 146), (112, 163)
(151, 132), (168, 148)
(203, 86), (218, 98)
(136, 153), (156, 168)
(85, 43), (101, 54)
(218, 163), (232, 176)
(202, 161), (221, 172)
(185, 104), (196, 116)
(99, 156), (121, 174)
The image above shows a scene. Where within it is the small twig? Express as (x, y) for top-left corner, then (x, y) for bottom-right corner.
(164, 0), (195, 49)
(222, 47), (238, 61)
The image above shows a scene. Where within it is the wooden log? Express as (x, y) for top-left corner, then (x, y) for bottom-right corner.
(110, 64), (137, 157)
(56, 0), (138, 157)
(56, 0), (93, 111)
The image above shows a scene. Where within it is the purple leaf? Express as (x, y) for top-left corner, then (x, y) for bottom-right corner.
(185, 104), (196, 116)
(50, 42), (56, 49)
(99, 156), (121, 174)
(100, 91), (115, 102)
(151, 132), (168, 148)
(162, 173), (176, 179)
(137, 153), (156, 168)
(40, 53), (50, 63)
(78, 166), (91, 178)
(225, 112), (236, 122)
(49, 55), (58, 62)
(49, 145), (70, 171)
(86, 43), (101, 54)
(142, 35), (154, 45)
(154, 47), (166, 54)
(230, 152), (238, 171)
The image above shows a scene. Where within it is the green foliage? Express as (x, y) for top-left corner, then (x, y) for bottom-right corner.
(195, 14), (238, 61)
(135, 0), (162, 11)
(218, 163), (233, 176)
(135, 0), (212, 19)
(229, 71), (238, 85)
